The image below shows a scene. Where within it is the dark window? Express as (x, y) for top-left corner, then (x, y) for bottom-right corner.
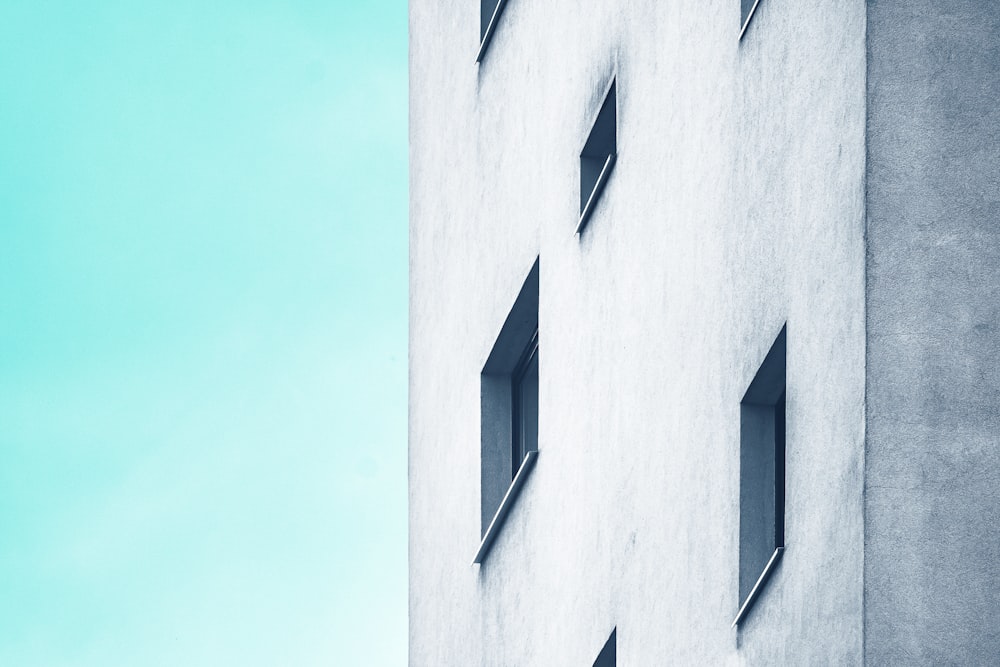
(477, 0), (510, 63)
(475, 258), (540, 564)
(734, 324), (786, 626)
(740, 0), (762, 39)
(593, 628), (616, 667)
(577, 79), (617, 234)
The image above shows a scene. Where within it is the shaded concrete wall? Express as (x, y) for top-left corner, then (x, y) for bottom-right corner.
(864, 1), (1000, 663)
(411, 0), (866, 663)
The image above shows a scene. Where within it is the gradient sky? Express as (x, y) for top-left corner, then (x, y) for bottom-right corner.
(0, 2), (406, 664)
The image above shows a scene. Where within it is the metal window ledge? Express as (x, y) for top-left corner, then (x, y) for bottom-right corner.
(739, 0), (762, 41)
(475, 0), (510, 63)
(472, 450), (538, 565)
(732, 546), (784, 626)
(576, 153), (617, 234)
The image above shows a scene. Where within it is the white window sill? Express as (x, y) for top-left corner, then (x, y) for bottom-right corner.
(475, 0), (509, 63)
(472, 450), (538, 565)
(576, 153), (616, 235)
(732, 546), (784, 627)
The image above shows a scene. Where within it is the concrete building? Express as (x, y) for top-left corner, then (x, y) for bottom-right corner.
(409, 1), (1000, 664)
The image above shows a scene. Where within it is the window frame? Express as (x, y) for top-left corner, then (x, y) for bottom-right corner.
(510, 330), (539, 478)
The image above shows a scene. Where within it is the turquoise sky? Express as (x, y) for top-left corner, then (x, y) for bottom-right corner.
(0, 2), (406, 664)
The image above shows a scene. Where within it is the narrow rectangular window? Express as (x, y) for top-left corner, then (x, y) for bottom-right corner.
(577, 79), (617, 234)
(475, 258), (540, 564)
(734, 324), (786, 626)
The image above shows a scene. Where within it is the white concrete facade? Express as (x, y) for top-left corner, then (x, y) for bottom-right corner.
(410, 1), (999, 664)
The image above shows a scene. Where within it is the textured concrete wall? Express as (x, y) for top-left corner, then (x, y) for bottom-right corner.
(865, 1), (1000, 663)
(411, 0), (866, 664)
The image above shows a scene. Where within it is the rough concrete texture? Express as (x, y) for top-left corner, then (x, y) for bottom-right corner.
(411, 0), (867, 664)
(865, 1), (1000, 664)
